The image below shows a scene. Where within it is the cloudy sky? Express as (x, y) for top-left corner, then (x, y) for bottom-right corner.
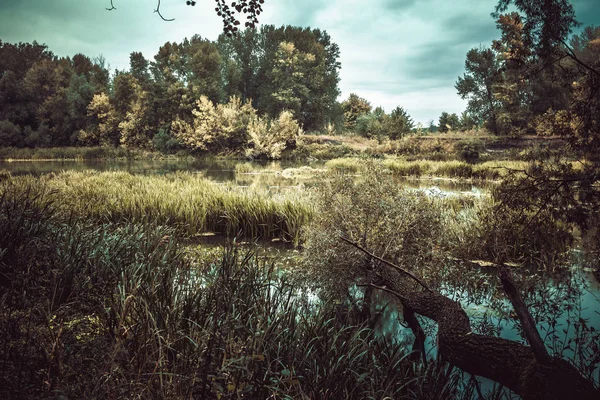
(0, 0), (598, 124)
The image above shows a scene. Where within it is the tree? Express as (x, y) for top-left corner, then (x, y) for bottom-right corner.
(458, 111), (479, 131)
(341, 93), (371, 131)
(355, 107), (386, 139)
(385, 106), (414, 139)
(80, 92), (120, 146)
(270, 41), (315, 123)
(217, 29), (260, 103)
(246, 110), (302, 159)
(437, 112), (459, 133)
(172, 95), (256, 153)
(129, 52), (151, 89)
(182, 36), (222, 104)
(455, 47), (501, 134)
(247, 25), (341, 132)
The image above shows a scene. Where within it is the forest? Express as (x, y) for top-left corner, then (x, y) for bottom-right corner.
(1, 0), (600, 399)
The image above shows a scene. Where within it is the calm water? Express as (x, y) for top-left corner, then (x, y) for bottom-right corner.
(0, 158), (485, 194)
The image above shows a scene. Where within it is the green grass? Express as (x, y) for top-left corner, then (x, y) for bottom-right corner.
(9, 170), (313, 246)
(322, 157), (529, 180)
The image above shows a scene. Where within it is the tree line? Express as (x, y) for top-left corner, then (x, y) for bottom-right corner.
(0, 26), (344, 155)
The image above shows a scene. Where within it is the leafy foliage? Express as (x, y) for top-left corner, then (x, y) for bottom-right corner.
(246, 110), (302, 159)
(303, 165), (446, 296)
(341, 93), (372, 131)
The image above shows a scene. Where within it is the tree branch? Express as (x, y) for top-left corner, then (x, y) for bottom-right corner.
(154, 0), (175, 22)
(341, 236), (433, 293)
(560, 40), (600, 78)
(499, 268), (551, 365)
(106, 0), (116, 11)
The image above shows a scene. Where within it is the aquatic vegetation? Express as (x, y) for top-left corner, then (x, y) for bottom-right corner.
(0, 184), (477, 399)
(2, 171), (313, 246)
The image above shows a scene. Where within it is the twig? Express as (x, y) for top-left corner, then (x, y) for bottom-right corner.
(154, 0), (175, 21)
(357, 283), (407, 302)
(342, 236), (433, 292)
(106, 0), (116, 11)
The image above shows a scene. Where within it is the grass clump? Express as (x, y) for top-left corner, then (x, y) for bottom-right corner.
(324, 157), (364, 173)
(4, 171), (313, 246)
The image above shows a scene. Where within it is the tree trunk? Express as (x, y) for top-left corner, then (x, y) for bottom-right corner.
(344, 239), (599, 400)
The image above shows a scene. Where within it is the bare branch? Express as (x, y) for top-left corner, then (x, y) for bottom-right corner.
(106, 0), (116, 11)
(499, 268), (551, 365)
(154, 0), (175, 22)
(341, 236), (433, 293)
(356, 283), (406, 301)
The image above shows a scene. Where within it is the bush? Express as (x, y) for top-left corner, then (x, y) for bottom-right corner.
(246, 110), (302, 159)
(453, 140), (483, 163)
(23, 124), (51, 148)
(173, 96), (256, 153)
(456, 196), (573, 267)
(153, 128), (183, 154)
(303, 164), (446, 296)
(0, 119), (24, 148)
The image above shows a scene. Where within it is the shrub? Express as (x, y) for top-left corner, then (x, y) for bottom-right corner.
(173, 96), (256, 153)
(453, 140), (483, 163)
(303, 165), (446, 296)
(153, 128), (183, 154)
(246, 110), (302, 159)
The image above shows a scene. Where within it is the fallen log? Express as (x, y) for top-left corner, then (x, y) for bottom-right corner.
(344, 238), (599, 400)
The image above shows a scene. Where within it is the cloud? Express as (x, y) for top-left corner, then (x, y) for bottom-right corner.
(573, 0), (600, 30)
(3, 0), (590, 124)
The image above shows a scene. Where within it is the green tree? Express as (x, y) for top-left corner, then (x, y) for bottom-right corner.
(270, 41), (315, 123)
(341, 93), (371, 131)
(230, 25), (341, 132)
(438, 112), (460, 132)
(182, 36), (222, 104)
(385, 106), (414, 139)
(355, 107), (386, 139)
(129, 51), (151, 89)
(456, 47), (501, 134)
(459, 111), (479, 131)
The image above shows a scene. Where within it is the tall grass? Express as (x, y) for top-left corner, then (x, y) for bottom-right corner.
(7, 171), (312, 246)
(0, 183), (474, 399)
(383, 159), (530, 180)
(323, 157), (529, 180)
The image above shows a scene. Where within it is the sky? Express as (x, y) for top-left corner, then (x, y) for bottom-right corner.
(0, 0), (598, 125)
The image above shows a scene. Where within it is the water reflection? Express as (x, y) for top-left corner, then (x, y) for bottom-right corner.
(0, 159), (492, 194)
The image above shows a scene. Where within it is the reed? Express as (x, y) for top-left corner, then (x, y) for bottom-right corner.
(6, 170), (313, 245)
(0, 183), (465, 398)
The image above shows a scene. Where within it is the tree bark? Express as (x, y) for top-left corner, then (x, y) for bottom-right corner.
(345, 240), (599, 400)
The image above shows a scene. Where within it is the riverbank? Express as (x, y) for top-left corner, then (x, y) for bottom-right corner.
(0, 133), (567, 162)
